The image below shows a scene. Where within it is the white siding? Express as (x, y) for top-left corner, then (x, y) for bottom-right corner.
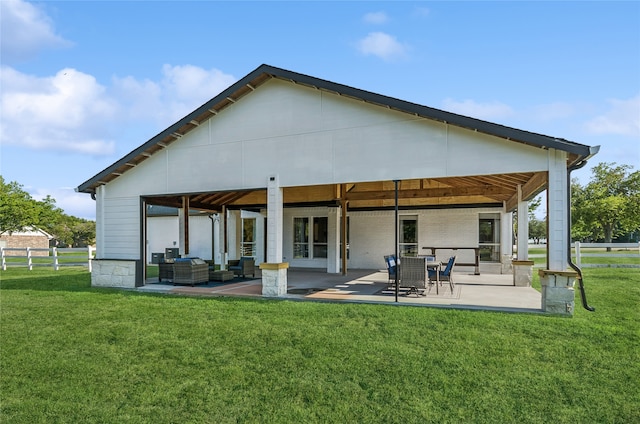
(102, 197), (139, 259)
(101, 79), (553, 200)
(98, 78), (553, 266)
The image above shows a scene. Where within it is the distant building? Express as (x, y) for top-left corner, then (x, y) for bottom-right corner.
(0, 227), (52, 256)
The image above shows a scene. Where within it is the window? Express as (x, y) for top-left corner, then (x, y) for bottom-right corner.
(242, 218), (256, 257)
(293, 217), (309, 258)
(313, 217), (328, 258)
(479, 214), (500, 262)
(399, 216), (418, 256)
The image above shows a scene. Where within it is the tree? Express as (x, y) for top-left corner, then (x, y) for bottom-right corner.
(572, 163), (640, 248)
(529, 217), (546, 244)
(0, 176), (95, 246)
(0, 176), (44, 235)
(52, 215), (96, 247)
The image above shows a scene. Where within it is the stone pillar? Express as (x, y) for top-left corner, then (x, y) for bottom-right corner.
(91, 259), (141, 288)
(260, 262), (289, 296)
(327, 206), (340, 274)
(261, 174), (287, 296)
(539, 269), (577, 316)
(512, 260), (534, 287)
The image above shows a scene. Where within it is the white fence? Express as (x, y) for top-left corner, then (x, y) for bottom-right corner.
(573, 242), (640, 268)
(529, 242), (640, 268)
(1, 246), (96, 271)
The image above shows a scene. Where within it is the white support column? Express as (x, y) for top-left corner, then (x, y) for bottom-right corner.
(266, 175), (283, 263)
(517, 185), (529, 261)
(500, 211), (513, 274)
(547, 149), (569, 271)
(228, 210), (241, 260)
(540, 149), (575, 315)
(260, 175), (288, 296)
(327, 206), (340, 274)
(96, 185), (106, 259)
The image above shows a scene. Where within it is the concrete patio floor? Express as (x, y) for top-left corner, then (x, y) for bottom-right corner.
(139, 267), (543, 314)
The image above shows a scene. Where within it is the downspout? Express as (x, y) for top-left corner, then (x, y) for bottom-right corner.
(567, 147), (599, 312)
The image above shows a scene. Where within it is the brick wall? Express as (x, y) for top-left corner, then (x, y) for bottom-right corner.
(0, 235), (50, 256)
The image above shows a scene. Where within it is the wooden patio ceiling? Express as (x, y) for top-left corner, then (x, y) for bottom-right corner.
(144, 171), (547, 213)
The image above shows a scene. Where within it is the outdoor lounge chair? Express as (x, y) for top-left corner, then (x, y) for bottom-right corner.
(228, 257), (255, 278)
(428, 256), (456, 293)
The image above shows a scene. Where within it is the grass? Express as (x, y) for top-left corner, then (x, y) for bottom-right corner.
(1, 267), (639, 423)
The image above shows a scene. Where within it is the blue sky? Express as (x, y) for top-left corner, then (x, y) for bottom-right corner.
(1, 0), (639, 220)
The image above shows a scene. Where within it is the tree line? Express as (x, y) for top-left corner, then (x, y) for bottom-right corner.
(0, 176), (95, 247)
(527, 162), (640, 244)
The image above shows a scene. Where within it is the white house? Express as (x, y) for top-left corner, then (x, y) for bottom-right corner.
(77, 64), (598, 314)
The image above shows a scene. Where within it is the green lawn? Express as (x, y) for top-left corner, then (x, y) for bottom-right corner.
(1, 267), (638, 423)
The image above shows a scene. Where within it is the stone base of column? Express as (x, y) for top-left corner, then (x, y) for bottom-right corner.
(259, 262), (289, 297)
(91, 259), (141, 288)
(538, 269), (578, 316)
(501, 254), (513, 274)
(512, 260), (534, 287)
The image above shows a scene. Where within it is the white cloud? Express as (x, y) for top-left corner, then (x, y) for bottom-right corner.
(0, 0), (72, 63)
(32, 187), (96, 220)
(413, 7), (430, 18)
(0, 66), (117, 155)
(363, 12), (388, 25)
(584, 94), (640, 136)
(530, 102), (579, 122)
(356, 32), (409, 61)
(0, 64), (236, 156)
(441, 98), (515, 121)
(112, 64), (236, 125)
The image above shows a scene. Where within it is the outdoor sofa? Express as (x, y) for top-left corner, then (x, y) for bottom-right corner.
(172, 258), (209, 286)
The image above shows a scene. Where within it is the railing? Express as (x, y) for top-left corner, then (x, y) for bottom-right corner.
(1, 246), (96, 271)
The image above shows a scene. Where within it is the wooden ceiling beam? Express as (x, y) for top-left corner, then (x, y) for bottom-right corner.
(505, 171), (548, 211)
(345, 185), (512, 201)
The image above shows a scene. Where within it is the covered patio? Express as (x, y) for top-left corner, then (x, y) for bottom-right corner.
(139, 267), (542, 313)
(77, 64), (598, 316)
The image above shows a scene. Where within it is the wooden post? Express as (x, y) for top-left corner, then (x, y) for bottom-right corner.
(88, 246), (94, 272)
(1, 247), (6, 271)
(574, 241), (581, 267)
(340, 184), (348, 276)
(53, 247), (59, 271)
(182, 196), (190, 256)
(27, 247), (33, 270)
(394, 180), (399, 303)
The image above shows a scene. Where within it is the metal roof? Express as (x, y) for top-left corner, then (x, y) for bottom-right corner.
(77, 64), (598, 194)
